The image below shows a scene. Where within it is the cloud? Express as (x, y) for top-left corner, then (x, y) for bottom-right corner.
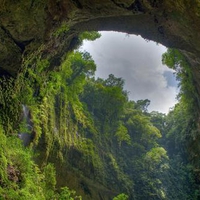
(163, 71), (178, 88)
(80, 31), (179, 113)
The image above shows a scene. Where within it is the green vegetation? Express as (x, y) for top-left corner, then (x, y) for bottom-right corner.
(0, 124), (81, 199)
(113, 193), (129, 200)
(0, 30), (199, 199)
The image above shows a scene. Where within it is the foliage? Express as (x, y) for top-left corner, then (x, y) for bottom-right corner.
(162, 49), (200, 166)
(0, 120), (83, 199)
(115, 123), (131, 147)
(162, 49), (199, 111)
(53, 22), (69, 37)
(0, 76), (21, 134)
(135, 99), (150, 112)
(0, 125), (48, 199)
(80, 75), (173, 199)
(58, 187), (82, 200)
(79, 31), (101, 42)
(113, 193), (129, 200)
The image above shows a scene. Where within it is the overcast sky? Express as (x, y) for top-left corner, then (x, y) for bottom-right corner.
(80, 31), (179, 114)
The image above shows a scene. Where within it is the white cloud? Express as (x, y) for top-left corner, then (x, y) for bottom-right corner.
(80, 31), (178, 113)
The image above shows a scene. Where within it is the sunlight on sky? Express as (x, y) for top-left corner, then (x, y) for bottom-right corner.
(80, 31), (179, 114)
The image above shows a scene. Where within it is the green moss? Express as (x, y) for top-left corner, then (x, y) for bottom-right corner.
(113, 193), (129, 200)
(53, 23), (70, 37)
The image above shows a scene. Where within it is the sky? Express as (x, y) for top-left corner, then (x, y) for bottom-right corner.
(80, 31), (179, 114)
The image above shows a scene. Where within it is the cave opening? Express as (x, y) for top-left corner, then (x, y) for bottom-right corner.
(79, 31), (179, 113)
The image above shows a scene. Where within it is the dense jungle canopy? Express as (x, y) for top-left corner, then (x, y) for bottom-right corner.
(1, 0), (200, 199)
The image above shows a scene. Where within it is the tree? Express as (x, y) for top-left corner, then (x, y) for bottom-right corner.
(81, 75), (127, 135)
(115, 123), (131, 147)
(135, 99), (150, 113)
(104, 74), (125, 89)
(79, 31), (101, 42)
(66, 51), (96, 85)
